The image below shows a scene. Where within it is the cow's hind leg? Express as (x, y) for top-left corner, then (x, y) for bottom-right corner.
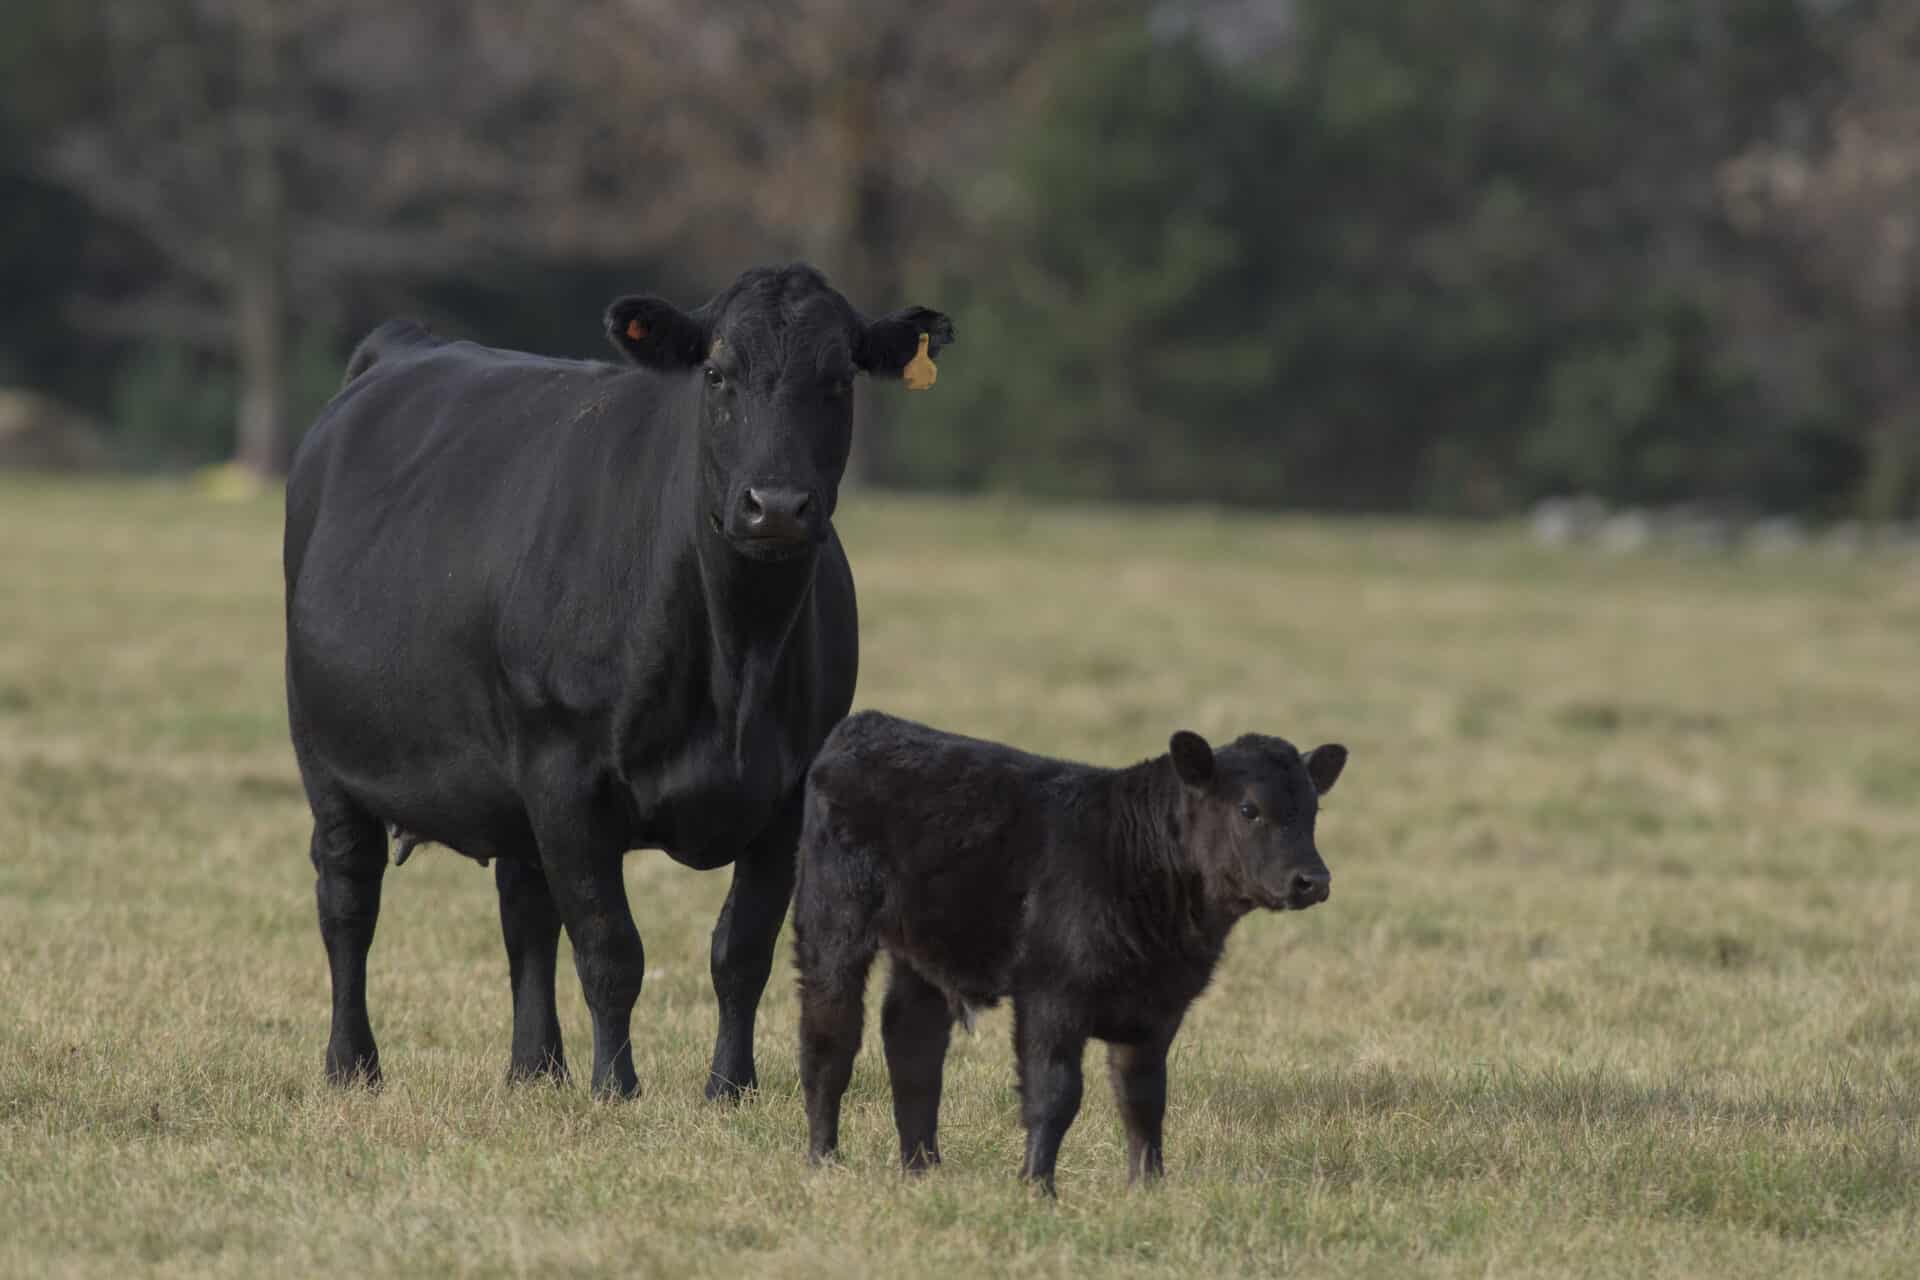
(705, 787), (803, 1101)
(309, 793), (388, 1087)
(496, 857), (567, 1082)
(881, 960), (954, 1173)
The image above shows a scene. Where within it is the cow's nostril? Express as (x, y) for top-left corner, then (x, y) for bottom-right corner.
(793, 492), (812, 519)
(742, 489), (767, 524)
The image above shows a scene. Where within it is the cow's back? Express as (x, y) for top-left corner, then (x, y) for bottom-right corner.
(284, 329), (678, 860)
(287, 330), (647, 592)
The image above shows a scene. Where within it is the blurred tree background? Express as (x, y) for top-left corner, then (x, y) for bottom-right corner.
(2, 0), (1914, 519)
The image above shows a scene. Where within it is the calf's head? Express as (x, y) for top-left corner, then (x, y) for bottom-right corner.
(1169, 731), (1347, 913)
(604, 264), (953, 560)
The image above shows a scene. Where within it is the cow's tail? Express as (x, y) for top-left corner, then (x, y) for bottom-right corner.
(342, 318), (434, 387)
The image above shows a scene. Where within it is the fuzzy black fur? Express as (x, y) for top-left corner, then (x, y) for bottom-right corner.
(792, 711), (1347, 1193)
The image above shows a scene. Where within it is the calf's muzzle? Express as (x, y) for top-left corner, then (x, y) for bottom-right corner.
(1283, 867), (1331, 910)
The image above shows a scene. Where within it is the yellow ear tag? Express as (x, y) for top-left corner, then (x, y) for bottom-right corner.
(902, 332), (937, 391)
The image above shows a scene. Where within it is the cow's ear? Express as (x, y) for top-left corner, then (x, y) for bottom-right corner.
(605, 295), (708, 369)
(1169, 731), (1215, 788)
(858, 307), (956, 379)
(1306, 744), (1348, 796)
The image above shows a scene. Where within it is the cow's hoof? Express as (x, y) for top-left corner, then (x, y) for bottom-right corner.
(324, 1051), (382, 1091)
(505, 1056), (569, 1087)
(704, 1072), (757, 1104)
(589, 1078), (640, 1102)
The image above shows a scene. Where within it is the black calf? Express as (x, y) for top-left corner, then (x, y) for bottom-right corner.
(793, 711), (1348, 1193)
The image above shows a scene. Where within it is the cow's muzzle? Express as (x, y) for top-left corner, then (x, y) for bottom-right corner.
(726, 485), (823, 556)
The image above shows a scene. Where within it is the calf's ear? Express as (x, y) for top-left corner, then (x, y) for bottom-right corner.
(1306, 743), (1348, 795)
(858, 307), (956, 380)
(605, 295), (710, 369)
(1169, 730), (1215, 788)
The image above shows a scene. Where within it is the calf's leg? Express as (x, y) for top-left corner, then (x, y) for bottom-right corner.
(880, 961), (954, 1172)
(793, 892), (877, 1164)
(309, 797), (388, 1087)
(495, 856), (567, 1082)
(796, 952), (874, 1163)
(1107, 1025), (1178, 1183)
(1014, 998), (1088, 1196)
(706, 789), (802, 1101)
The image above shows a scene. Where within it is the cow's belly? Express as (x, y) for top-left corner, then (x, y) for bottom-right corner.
(296, 707), (532, 863)
(635, 756), (803, 871)
(289, 622), (532, 860)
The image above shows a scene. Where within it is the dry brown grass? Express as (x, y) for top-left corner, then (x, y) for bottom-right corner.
(2, 478), (1917, 1277)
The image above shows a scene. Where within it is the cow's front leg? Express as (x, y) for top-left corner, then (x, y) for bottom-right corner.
(495, 856), (567, 1082)
(705, 788), (802, 1101)
(533, 797), (643, 1099)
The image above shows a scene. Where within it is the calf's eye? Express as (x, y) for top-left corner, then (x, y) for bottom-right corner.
(1239, 801), (1261, 821)
(704, 366), (726, 390)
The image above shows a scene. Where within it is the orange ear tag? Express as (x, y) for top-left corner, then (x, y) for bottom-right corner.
(626, 319), (649, 340)
(902, 332), (937, 391)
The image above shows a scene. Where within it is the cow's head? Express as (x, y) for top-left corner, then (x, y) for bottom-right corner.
(1168, 731), (1346, 914)
(604, 264), (954, 561)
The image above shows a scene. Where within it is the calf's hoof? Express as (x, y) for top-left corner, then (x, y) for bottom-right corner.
(901, 1147), (942, 1175)
(1021, 1172), (1059, 1200)
(1126, 1162), (1166, 1187)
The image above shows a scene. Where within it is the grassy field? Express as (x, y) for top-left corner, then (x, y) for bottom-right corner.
(2, 477), (1918, 1278)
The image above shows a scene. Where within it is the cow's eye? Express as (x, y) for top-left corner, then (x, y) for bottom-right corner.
(704, 366), (725, 390)
(1239, 801), (1261, 821)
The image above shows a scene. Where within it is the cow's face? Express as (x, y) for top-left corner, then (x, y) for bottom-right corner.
(604, 265), (954, 561)
(1169, 731), (1346, 913)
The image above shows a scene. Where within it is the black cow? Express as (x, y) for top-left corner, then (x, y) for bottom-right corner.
(284, 265), (952, 1100)
(793, 711), (1347, 1193)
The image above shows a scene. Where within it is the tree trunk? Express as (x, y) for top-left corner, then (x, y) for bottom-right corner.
(1860, 402), (1916, 523)
(233, 248), (288, 478)
(1857, 303), (1917, 521)
(844, 169), (904, 488)
(232, 0), (289, 479)
(823, 32), (906, 488)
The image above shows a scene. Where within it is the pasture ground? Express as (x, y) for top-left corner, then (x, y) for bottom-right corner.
(2, 478), (1917, 1278)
